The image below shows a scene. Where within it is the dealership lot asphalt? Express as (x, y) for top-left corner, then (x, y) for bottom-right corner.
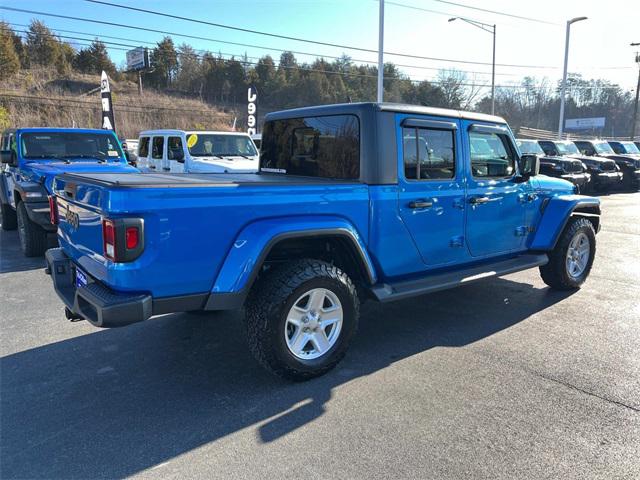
(1, 192), (638, 480)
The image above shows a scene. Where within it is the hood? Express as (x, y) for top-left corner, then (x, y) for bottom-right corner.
(602, 154), (640, 163)
(24, 161), (138, 191)
(566, 154), (611, 164)
(188, 156), (259, 174)
(26, 160), (138, 176)
(535, 175), (576, 195)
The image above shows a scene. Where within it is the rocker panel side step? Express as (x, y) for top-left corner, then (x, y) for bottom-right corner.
(372, 253), (549, 302)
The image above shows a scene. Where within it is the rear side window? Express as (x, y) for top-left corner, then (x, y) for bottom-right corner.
(138, 137), (150, 157)
(469, 131), (516, 178)
(261, 114), (360, 179)
(152, 137), (164, 159)
(402, 127), (455, 180)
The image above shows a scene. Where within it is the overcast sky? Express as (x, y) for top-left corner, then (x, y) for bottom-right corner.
(2, 0), (638, 93)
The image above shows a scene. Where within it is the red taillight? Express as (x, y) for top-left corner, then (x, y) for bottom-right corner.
(125, 227), (139, 249)
(102, 219), (116, 260)
(48, 196), (58, 225)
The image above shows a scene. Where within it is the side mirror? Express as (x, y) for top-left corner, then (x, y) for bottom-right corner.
(519, 154), (539, 178)
(1, 150), (12, 164)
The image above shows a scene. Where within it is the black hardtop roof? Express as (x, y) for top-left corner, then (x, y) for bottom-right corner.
(265, 102), (506, 124)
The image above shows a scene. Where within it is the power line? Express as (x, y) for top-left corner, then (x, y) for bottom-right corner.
(429, 0), (560, 25)
(76, 2), (558, 69)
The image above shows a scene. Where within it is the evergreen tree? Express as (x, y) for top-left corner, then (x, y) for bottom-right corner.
(0, 22), (20, 80)
(25, 20), (62, 67)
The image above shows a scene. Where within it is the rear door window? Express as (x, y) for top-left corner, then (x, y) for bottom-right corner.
(402, 127), (455, 180)
(167, 136), (184, 161)
(138, 137), (150, 157)
(152, 136), (164, 159)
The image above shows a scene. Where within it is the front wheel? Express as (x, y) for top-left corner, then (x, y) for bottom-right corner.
(17, 201), (48, 257)
(245, 259), (359, 381)
(539, 217), (596, 290)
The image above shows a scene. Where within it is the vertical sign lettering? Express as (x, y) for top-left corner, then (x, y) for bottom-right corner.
(101, 71), (116, 133)
(247, 85), (258, 135)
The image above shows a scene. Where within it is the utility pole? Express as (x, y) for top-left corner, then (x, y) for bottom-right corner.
(631, 43), (640, 140)
(377, 0), (384, 103)
(558, 16), (587, 139)
(137, 70), (143, 96)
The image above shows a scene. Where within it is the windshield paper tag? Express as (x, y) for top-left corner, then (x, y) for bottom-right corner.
(107, 151), (119, 156)
(187, 134), (198, 148)
(261, 168), (286, 174)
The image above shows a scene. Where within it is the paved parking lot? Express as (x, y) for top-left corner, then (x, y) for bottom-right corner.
(1, 192), (638, 479)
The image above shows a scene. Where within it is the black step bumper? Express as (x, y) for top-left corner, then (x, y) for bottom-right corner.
(45, 248), (215, 327)
(45, 248), (152, 328)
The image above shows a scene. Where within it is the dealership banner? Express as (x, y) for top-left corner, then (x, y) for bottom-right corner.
(100, 71), (116, 133)
(247, 85), (258, 135)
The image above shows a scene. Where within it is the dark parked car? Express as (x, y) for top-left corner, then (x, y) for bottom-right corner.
(574, 140), (640, 190)
(517, 139), (590, 192)
(538, 140), (622, 192)
(608, 140), (640, 158)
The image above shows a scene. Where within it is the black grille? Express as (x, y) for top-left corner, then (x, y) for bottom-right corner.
(601, 161), (616, 172)
(565, 161), (583, 172)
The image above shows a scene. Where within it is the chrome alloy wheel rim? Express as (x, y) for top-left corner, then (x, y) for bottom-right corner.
(284, 288), (343, 360)
(565, 232), (590, 279)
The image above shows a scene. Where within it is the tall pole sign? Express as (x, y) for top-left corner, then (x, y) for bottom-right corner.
(247, 85), (258, 135)
(100, 71), (116, 133)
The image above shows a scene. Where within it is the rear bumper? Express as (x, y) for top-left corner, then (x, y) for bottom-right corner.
(44, 248), (235, 327)
(45, 248), (152, 327)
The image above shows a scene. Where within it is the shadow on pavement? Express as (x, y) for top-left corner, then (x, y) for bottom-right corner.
(0, 277), (574, 479)
(0, 229), (47, 274)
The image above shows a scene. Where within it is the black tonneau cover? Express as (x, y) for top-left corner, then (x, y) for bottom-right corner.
(58, 172), (359, 189)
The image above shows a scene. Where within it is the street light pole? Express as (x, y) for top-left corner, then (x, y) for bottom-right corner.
(558, 16), (588, 140)
(631, 43), (640, 141)
(377, 0), (385, 103)
(449, 17), (496, 115)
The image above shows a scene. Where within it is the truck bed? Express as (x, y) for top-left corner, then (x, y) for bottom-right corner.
(58, 172), (359, 189)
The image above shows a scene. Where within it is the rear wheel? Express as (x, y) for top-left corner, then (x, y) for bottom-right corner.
(539, 217), (596, 290)
(17, 201), (47, 257)
(245, 259), (359, 381)
(1, 202), (17, 230)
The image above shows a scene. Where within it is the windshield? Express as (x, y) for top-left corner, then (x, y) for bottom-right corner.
(20, 132), (124, 161)
(554, 142), (580, 156)
(620, 141), (640, 154)
(593, 142), (614, 154)
(517, 140), (544, 155)
(186, 133), (257, 157)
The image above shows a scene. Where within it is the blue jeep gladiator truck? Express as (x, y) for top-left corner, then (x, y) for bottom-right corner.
(44, 103), (600, 380)
(0, 128), (137, 256)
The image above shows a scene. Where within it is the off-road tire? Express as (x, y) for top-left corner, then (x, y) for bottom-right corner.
(17, 201), (47, 257)
(245, 259), (359, 381)
(539, 217), (596, 290)
(1, 202), (17, 230)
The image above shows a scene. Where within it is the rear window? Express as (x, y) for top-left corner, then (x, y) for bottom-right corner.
(260, 114), (360, 179)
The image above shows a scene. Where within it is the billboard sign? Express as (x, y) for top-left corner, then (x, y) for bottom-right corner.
(565, 117), (605, 130)
(126, 47), (150, 71)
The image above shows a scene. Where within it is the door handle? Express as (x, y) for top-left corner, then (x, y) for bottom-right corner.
(408, 199), (433, 209)
(469, 196), (490, 205)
